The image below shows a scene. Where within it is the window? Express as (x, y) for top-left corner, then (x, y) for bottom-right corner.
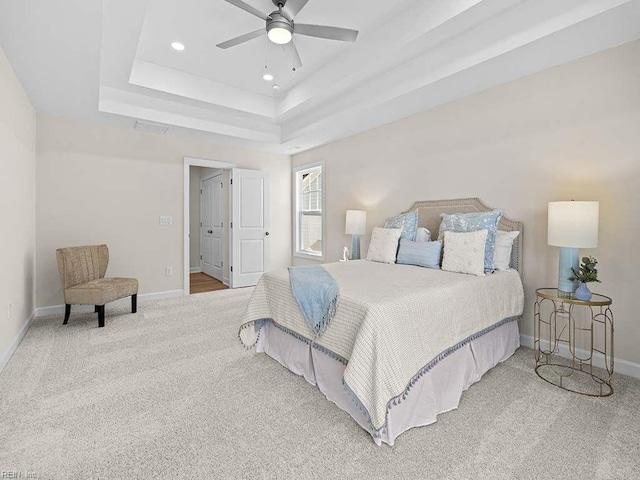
(294, 163), (324, 259)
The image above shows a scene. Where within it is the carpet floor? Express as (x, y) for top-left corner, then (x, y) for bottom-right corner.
(1, 288), (639, 479)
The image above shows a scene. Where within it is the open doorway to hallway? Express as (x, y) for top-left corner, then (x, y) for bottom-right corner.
(188, 165), (229, 294)
(184, 157), (271, 295)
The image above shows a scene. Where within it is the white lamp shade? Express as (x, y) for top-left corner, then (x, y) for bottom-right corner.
(345, 210), (367, 235)
(548, 201), (599, 248)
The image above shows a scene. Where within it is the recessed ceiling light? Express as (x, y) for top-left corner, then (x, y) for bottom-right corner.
(262, 73), (274, 81)
(171, 42), (185, 51)
(272, 84), (281, 91)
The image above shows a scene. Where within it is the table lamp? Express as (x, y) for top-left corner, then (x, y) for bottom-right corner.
(548, 201), (599, 296)
(345, 210), (367, 260)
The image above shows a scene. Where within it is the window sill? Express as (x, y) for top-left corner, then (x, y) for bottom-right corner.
(294, 251), (325, 262)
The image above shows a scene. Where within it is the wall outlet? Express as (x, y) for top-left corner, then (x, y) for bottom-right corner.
(159, 216), (173, 226)
(165, 266), (173, 276)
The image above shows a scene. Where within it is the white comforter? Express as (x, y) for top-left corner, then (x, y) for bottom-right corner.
(239, 260), (524, 432)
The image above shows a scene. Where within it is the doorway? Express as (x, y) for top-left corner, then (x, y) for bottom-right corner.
(188, 165), (229, 295)
(183, 157), (271, 295)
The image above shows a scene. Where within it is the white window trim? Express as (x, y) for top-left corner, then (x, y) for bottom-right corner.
(293, 161), (325, 261)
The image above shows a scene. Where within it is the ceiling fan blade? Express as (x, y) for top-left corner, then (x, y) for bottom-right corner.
(216, 29), (264, 49)
(281, 0), (310, 20)
(281, 41), (303, 69)
(223, 0), (270, 21)
(295, 24), (359, 42)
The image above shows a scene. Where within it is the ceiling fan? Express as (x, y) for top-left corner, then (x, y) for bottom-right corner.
(216, 0), (359, 69)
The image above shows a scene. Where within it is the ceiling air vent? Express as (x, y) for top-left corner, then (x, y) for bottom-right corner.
(134, 120), (169, 135)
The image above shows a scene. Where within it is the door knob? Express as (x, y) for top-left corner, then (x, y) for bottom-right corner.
(208, 230), (213, 234)
(265, 232), (270, 236)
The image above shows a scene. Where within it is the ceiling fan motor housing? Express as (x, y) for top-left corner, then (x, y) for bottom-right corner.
(266, 12), (294, 43)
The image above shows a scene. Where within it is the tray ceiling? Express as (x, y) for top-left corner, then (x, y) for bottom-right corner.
(1, 0), (640, 153)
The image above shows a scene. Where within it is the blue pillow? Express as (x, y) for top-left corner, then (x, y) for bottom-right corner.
(384, 210), (418, 241)
(396, 239), (442, 269)
(438, 210), (503, 273)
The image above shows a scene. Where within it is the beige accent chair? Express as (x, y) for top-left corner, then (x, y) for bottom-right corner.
(56, 245), (138, 328)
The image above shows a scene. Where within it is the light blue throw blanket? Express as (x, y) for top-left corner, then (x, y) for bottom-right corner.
(288, 265), (339, 337)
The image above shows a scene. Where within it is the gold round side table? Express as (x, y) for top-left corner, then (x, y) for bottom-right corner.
(534, 288), (614, 396)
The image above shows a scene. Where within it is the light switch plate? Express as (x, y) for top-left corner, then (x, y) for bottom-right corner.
(159, 216), (173, 226)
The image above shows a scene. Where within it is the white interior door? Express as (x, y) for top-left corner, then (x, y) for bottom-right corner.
(231, 169), (270, 288)
(201, 173), (224, 281)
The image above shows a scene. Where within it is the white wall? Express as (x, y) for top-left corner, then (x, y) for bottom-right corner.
(37, 116), (291, 308)
(293, 41), (640, 365)
(0, 47), (36, 366)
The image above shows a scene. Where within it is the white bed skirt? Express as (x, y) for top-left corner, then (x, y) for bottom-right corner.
(256, 319), (520, 446)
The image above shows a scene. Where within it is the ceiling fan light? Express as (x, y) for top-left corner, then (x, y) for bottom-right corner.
(267, 26), (292, 44)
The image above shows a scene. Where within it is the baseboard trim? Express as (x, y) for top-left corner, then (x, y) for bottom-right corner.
(520, 334), (640, 380)
(223, 276), (230, 286)
(0, 309), (36, 374)
(36, 289), (185, 317)
(190, 267), (202, 273)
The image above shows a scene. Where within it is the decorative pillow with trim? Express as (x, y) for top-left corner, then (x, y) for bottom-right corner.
(441, 230), (487, 277)
(438, 209), (503, 273)
(366, 227), (403, 264)
(493, 230), (520, 271)
(384, 210), (419, 241)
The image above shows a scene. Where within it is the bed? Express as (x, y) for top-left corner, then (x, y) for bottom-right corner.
(239, 198), (525, 446)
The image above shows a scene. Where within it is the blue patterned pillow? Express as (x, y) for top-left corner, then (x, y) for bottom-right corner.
(396, 239), (442, 269)
(384, 210), (418, 241)
(438, 210), (503, 273)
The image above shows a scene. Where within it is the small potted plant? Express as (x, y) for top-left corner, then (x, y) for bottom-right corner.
(569, 256), (601, 301)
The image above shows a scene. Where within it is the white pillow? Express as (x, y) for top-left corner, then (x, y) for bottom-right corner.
(415, 227), (431, 242)
(366, 227), (402, 264)
(441, 230), (488, 276)
(493, 230), (520, 271)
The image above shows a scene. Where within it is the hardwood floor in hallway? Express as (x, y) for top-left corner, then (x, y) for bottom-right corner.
(190, 272), (228, 294)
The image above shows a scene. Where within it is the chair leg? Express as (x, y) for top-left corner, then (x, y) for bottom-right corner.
(63, 304), (71, 325)
(132, 294), (137, 314)
(95, 305), (99, 313)
(97, 305), (105, 328)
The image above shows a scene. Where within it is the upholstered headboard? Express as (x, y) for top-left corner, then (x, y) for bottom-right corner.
(405, 197), (523, 276)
